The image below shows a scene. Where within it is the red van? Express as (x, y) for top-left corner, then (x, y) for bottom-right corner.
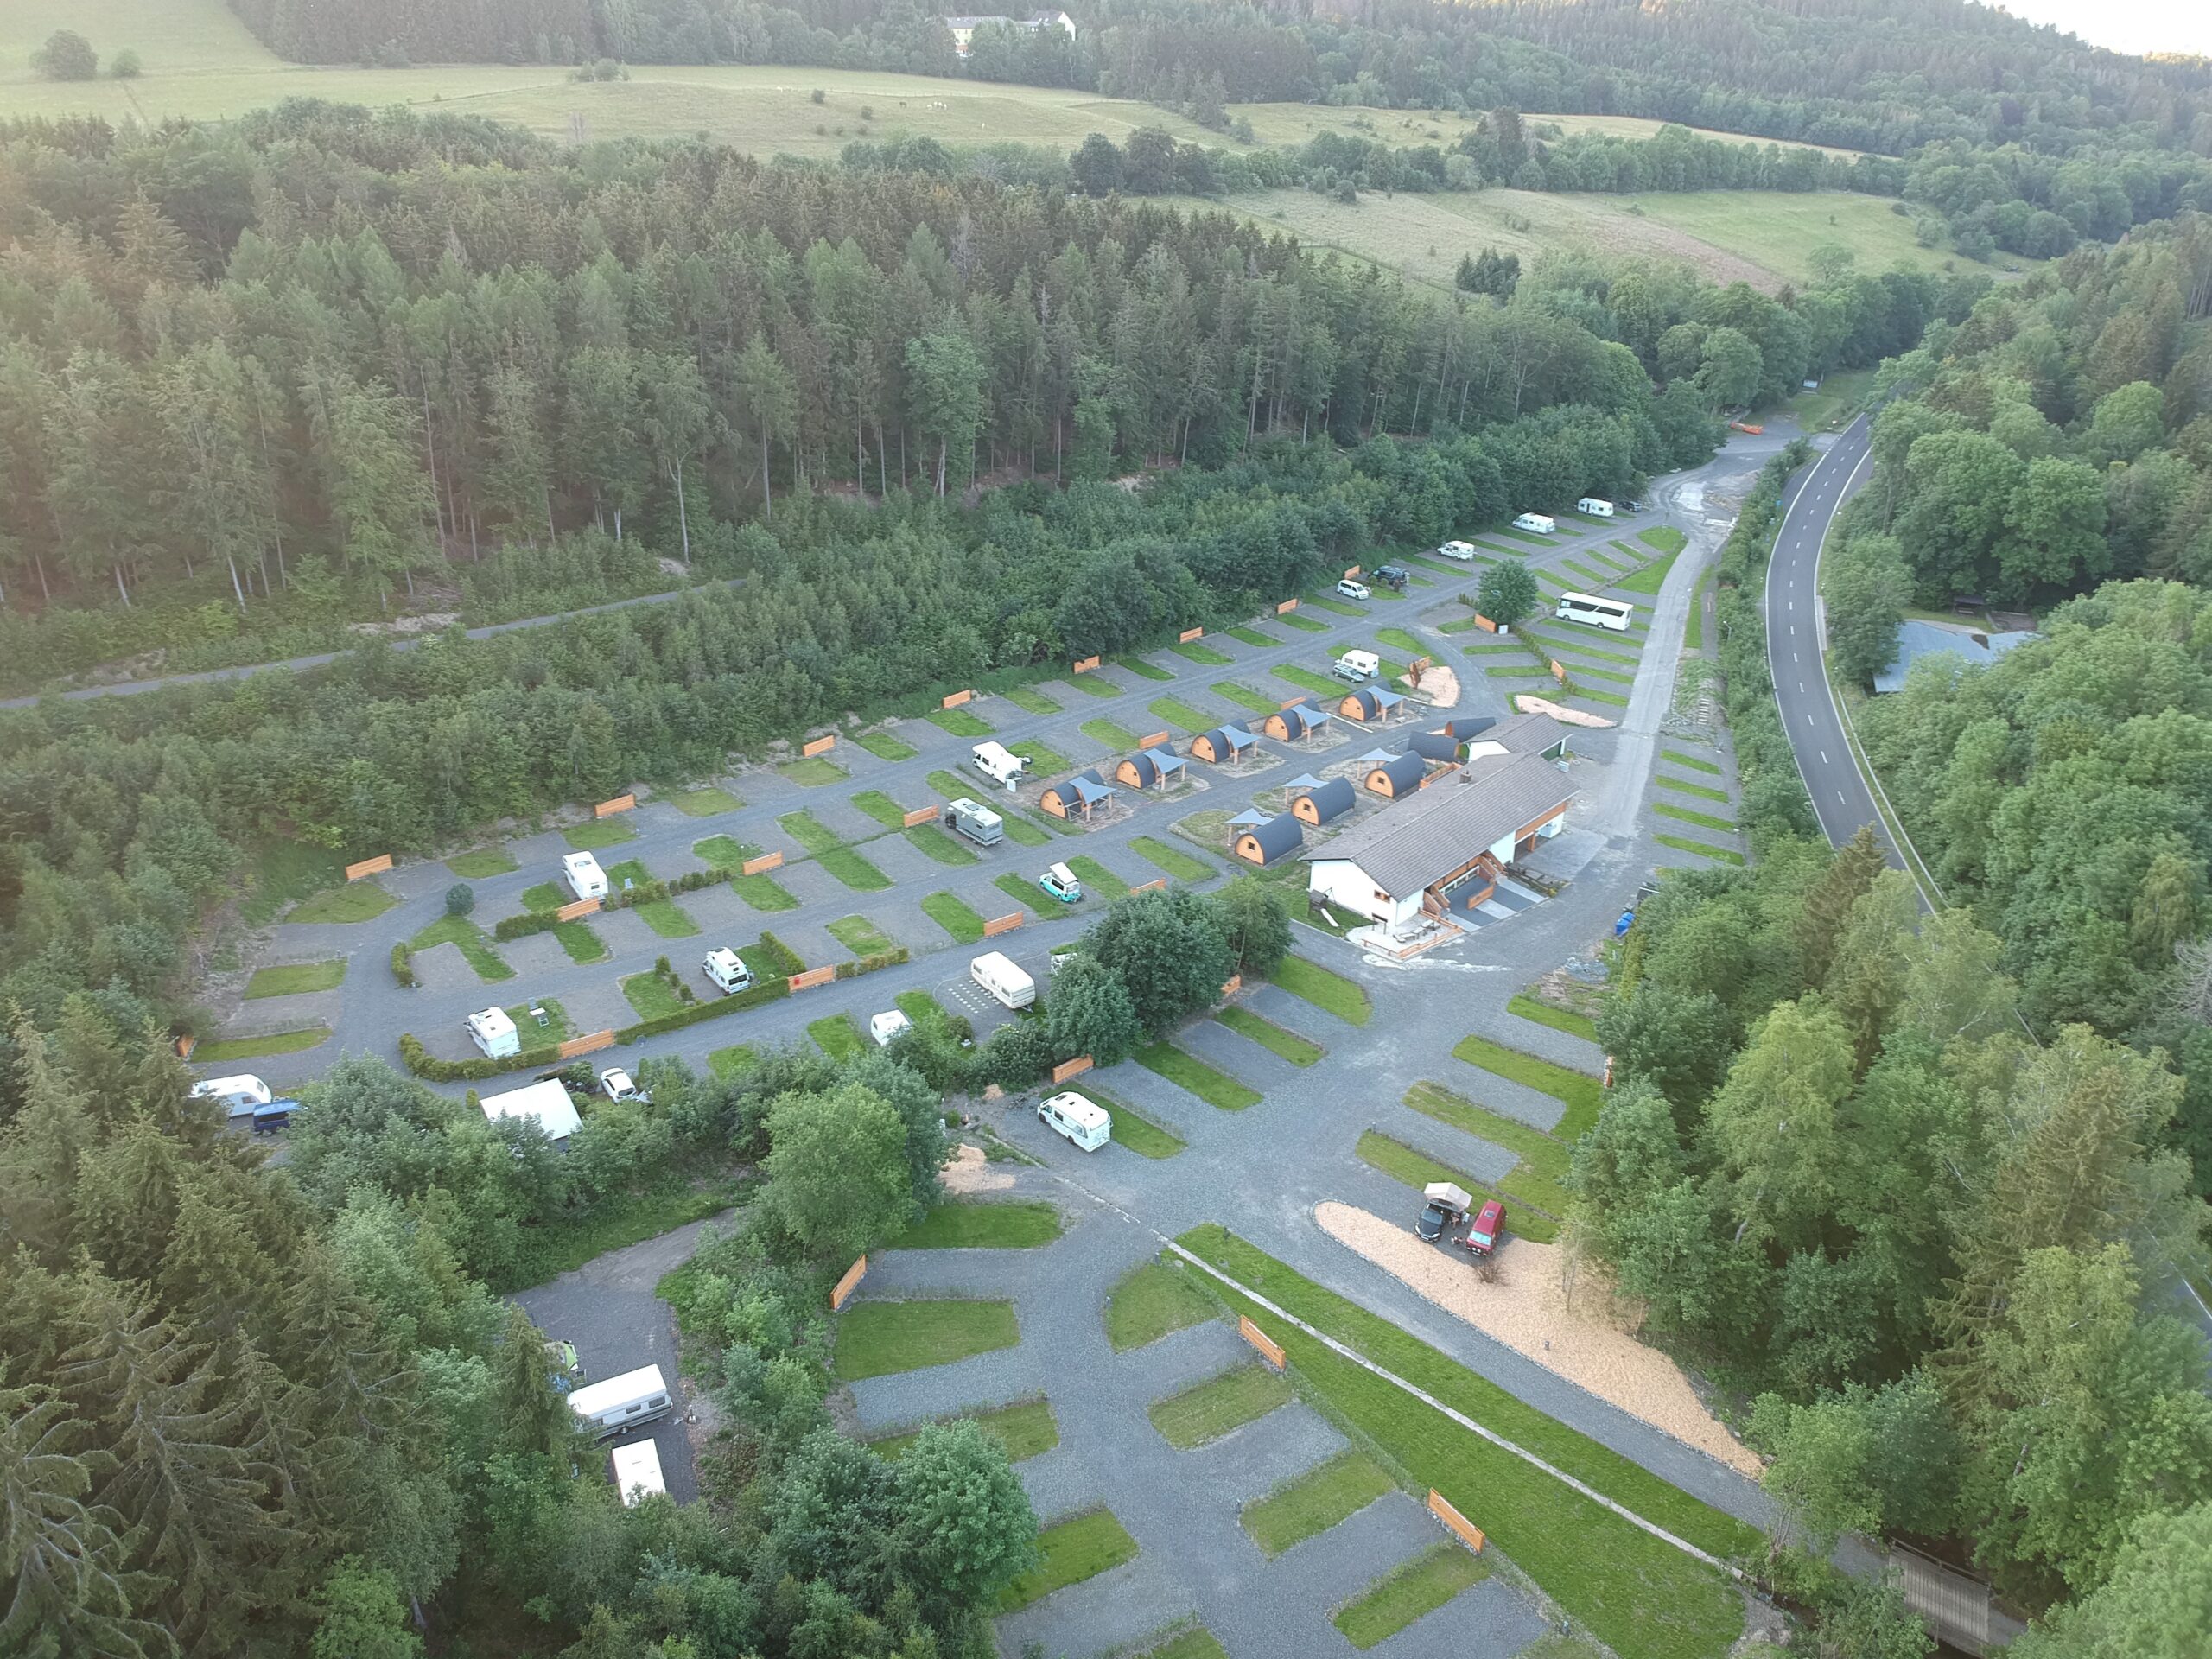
(1461, 1199), (1505, 1258)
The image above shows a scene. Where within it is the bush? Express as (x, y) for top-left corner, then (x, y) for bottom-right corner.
(390, 944), (416, 988)
(397, 1031), (562, 1083)
(754, 932), (806, 978)
(982, 1019), (1052, 1090)
(606, 867), (723, 911)
(445, 882), (475, 918)
(493, 910), (562, 942)
(834, 948), (911, 980)
(32, 30), (98, 80)
(1713, 442), (1817, 854)
(615, 976), (791, 1042)
(108, 48), (143, 79)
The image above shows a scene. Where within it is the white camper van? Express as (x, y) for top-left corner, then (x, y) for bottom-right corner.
(466, 1007), (520, 1059)
(563, 850), (608, 901)
(609, 1439), (667, 1507)
(1039, 1090), (1112, 1152)
(1575, 497), (1615, 518)
(971, 741), (1027, 790)
(1434, 539), (1477, 561)
(1512, 512), (1556, 534)
(969, 950), (1036, 1009)
(702, 948), (753, 995)
(568, 1364), (673, 1440)
(1332, 649), (1381, 683)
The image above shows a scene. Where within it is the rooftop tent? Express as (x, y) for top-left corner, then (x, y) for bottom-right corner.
(1234, 812), (1304, 866)
(1190, 725), (1257, 764)
(1363, 752), (1429, 798)
(1406, 730), (1460, 764)
(1292, 776), (1357, 827)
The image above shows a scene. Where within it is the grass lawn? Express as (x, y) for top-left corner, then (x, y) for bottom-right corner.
(898, 822), (977, 868)
(694, 834), (764, 868)
(667, 786), (742, 817)
(522, 881), (567, 912)
(1004, 685), (1061, 715)
(835, 1299), (1020, 1381)
(1067, 671), (1122, 697)
(1301, 592), (1364, 616)
(1404, 1083), (1575, 1221)
(779, 756), (849, 785)
(1355, 1131), (1558, 1242)
(992, 873), (1042, 913)
(1562, 559), (1611, 588)
(1654, 801), (1738, 833)
(1662, 747), (1724, 775)
(1657, 833), (1746, 866)
(245, 841), (351, 926)
(500, 1177), (741, 1292)
(869, 1398), (1059, 1463)
(809, 1013), (866, 1059)
(408, 915), (513, 982)
(1272, 664), (1344, 698)
(446, 848), (518, 879)
(563, 818), (637, 851)
(778, 810), (842, 855)
(1211, 680), (1281, 717)
(1066, 855), (1128, 899)
(1141, 1630), (1229, 1659)
(1148, 696), (1218, 733)
(1449, 1034), (1604, 1141)
(827, 914), (898, 957)
(1375, 627), (1426, 655)
(1009, 738), (1072, 776)
(1135, 1042), (1262, 1110)
(1227, 626), (1278, 646)
(1003, 811), (1052, 847)
(1335, 1544), (1489, 1649)
(817, 848), (893, 891)
(851, 790), (908, 829)
(708, 1045), (758, 1079)
(731, 874), (800, 910)
(1638, 525), (1688, 556)
(1487, 664), (1552, 678)
(1243, 1450), (1395, 1558)
(244, 960), (345, 999)
(1658, 774), (1732, 804)
(552, 921), (608, 963)
(620, 970), (685, 1022)
(1107, 1260), (1218, 1351)
(1522, 630), (1640, 666)
(855, 728), (918, 761)
(993, 1510), (1139, 1613)
(1572, 663), (1637, 684)
(502, 998), (571, 1043)
(921, 891), (987, 943)
(894, 1199), (1063, 1249)
(192, 1027), (327, 1064)
(1149, 1363), (1293, 1449)
(1083, 1084), (1186, 1159)
(1506, 993), (1599, 1043)
(1130, 836), (1211, 881)
(1117, 656), (1175, 682)
(1277, 610), (1330, 633)
(1686, 577), (1709, 650)
(1081, 717), (1141, 750)
(1179, 1227), (1754, 1659)
(285, 881), (397, 925)
(1271, 956), (1371, 1025)
(630, 896), (702, 938)
(1617, 550), (1680, 596)
(1215, 1007), (1323, 1066)
(1171, 639), (1232, 666)
(1569, 685), (1630, 708)
(894, 991), (949, 1024)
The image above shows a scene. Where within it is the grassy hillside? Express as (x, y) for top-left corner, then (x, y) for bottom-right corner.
(1233, 102), (1867, 160)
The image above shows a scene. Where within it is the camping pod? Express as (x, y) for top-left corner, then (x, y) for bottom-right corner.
(1338, 685), (1405, 722)
(1039, 768), (1114, 819)
(1234, 813), (1303, 867)
(1262, 702), (1330, 741)
(1292, 777), (1357, 828)
(1116, 748), (1188, 790)
(1364, 752), (1428, 798)
(1405, 730), (1460, 765)
(1190, 726), (1256, 765)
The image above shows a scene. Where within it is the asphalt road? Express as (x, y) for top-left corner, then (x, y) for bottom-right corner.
(1761, 416), (1910, 879)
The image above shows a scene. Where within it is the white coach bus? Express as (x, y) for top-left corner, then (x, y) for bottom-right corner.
(1555, 591), (1635, 632)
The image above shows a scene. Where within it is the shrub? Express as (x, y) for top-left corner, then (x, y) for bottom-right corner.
(445, 882), (475, 918)
(390, 944), (416, 988)
(494, 911), (561, 942)
(810, 87), (826, 103)
(33, 30), (98, 80)
(397, 1032), (562, 1082)
(833, 948), (911, 980)
(108, 48), (143, 79)
(754, 932), (806, 977)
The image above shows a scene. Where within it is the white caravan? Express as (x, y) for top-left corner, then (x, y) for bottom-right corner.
(568, 1364), (674, 1440)
(609, 1439), (667, 1506)
(969, 950), (1036, 1009)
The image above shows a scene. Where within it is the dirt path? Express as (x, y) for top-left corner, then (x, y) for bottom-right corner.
(1315, 1201), (1762, 1478)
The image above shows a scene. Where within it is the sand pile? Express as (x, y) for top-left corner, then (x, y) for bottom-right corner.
(941, 1142), (1014, 1195)
(1411, 663), (1460, 709)
(1315, 1201), (1761, 1477)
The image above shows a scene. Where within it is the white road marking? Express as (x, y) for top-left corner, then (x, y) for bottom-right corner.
(1821, 751), (1830, 765)
(1798, 682), (1805, 693)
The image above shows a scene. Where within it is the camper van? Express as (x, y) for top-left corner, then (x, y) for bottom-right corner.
(1332, 650), (1381, 683)
(609, 1440), (667, 1507)
(1039, 862), (1082, 904)
(568, 1364), (674, 1440)
(1335, 576), (1371, 601)
(1575, 497), (1615, 518)
(969, 950), (1036, 1010)
(1512, 512), (1556, 535)
(563, 850), (608, 901)
(466, 1007), (520, 1060)
(702, 948), (753, 995)
(1038, 1090), (1112, 1152)
(1434, 539), (1477, 561)
(970, 741), (1027, 790)
(944, 797), (1005, 847)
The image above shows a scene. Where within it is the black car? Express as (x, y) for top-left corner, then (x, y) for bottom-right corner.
(1374, 564), (1409, 591)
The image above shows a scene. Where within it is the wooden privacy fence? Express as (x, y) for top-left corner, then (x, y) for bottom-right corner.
(1427, 1491), (1486, 1554)
(1130, 877), (1167, 894)
(1408, 656), (1432, 686)
(1344, 563), (1362, 579)
(594, 794), (635, 818)
(1549, 658), (1567, 683)
(801, 734), (836, 758)
(1275, 598), (1299, 614)
(1072, 654), (1102, 674)
(787, 966), (836, 993)
(1470, 613), (1497, 632)
(174, 1034), (197, 1059)
(1051, 1055), (1094, 1084)
(831, 1256), (868, 1312)
(1238, 1316), (1286, 1370)
(1139, 729), (1172, 748)
(941, 689), (974, 709)
(741, 851), (784, 876)
(982, 912), (1024, 938)
(1178, 626), (1204, 643)
(555, 897), (601, 922)
(345, 854), (393, 881)
(901, 805), (938, 829)
(558, 1030), (616, 1059)
(1221, 974), (1242, 998)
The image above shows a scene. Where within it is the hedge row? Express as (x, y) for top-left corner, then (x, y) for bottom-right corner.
(835, 947), (910, 979)
(615, 975), (791, 1042)
(1713, 439), (1821, 855)
(493, 909), (564, 943)
(753, 931), (805, 978)
(391, 943), (416, 988)
(398, 1030), (565, 1084)
(606, 866), (725, 910)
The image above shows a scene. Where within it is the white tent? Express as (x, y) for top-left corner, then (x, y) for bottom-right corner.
(480, 1078), (582, 1147)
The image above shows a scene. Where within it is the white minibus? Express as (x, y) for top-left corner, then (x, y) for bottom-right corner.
(1554, 592), (1635, 632)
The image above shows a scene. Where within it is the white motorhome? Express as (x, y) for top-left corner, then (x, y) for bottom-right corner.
(190, 1074), (272, 1108)
(1576, 497), (1615, 518)
(1333, 649), (1381, 683)
(563, 850), (608, 901)
(1512, 512), (1556, 534)
(969, 950), (1036, 1009)
(971, 741), (1027, 790)
(466, 1007), (520, 1059)
(1434, 539), (1477, 561)
(945, 797), (1005, 847)
(1038, 1090), (1111, 1152)
(568, 1364), (674, 1440)
(609, 1439), (667, 1507)
(702, 948), (753, 995)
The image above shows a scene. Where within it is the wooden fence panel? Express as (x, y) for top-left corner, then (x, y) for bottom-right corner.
(175, 1034), (197, 1059)
(344, 854), (393, 881)
(941, 689), (974, 709)
(982, 912), (1024, 938)
(831, 1256), (868, 1312)
(1221, 974), (1242, 998)
(594, 794), (635, 818)
(802, 734), (836, 758)
(1072, 655), (1101, 674)
(741, 851), (784, 876)
(1139, 730), (1171, 748)
(557, 1030), (615, 1059)
(555, 897), (601, 922)
(901, 805), (938, 829)
(1344, 563), (1362, 579)
(1051, 1056), (1093, 1084)
(1238, 1316), (1286, 1370)
(1470, 613), (1497, 632)
(787, 966), (836, 993)
(1130, 877), (1167, 894)
(1427, 1491), (1487, 1554)
(1549, 659), (1567, 683)
(1178, 626), (1204, 643)
(1275, 599), (1299, 614)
